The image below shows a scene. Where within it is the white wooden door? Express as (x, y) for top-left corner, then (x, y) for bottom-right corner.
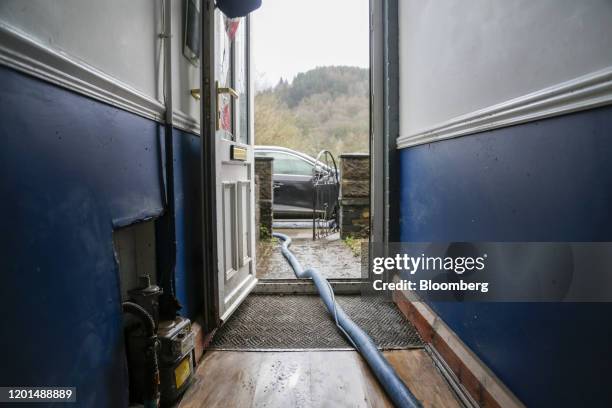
(206, 7), (257, 323)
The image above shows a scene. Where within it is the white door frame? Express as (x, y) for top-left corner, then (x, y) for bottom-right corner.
(200, 0), (257, 330)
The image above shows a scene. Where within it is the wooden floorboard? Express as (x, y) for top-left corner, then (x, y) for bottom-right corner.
(178, 350), (461, 408)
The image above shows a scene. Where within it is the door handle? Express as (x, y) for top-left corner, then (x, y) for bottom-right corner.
(273, 182), (283, 189)
(217, 84), (239, 98)
(216, 80), (239, 130)
(190, 83), (240, 130)
(190, 88), (201, 100)
(190, 85), (239, 100)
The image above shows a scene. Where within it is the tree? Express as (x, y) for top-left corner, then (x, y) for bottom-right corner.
(255, 66), (369, 158)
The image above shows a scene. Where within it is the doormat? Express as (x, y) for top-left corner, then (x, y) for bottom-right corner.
(209, 295), (423, 350)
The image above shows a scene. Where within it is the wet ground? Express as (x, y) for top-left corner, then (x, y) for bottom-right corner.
(257, 229), (362, 279)
(180, 349), (462, 408)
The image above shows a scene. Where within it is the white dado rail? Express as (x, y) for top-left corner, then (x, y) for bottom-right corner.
(397, 67), (612, 149)
(0, 22), (200, 135)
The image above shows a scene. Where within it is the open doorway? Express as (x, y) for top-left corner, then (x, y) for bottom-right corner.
(187, 1), (465, 406)
(251, 0), (371, 283)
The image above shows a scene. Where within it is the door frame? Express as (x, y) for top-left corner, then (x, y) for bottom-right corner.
(201, 0), (397, 331)
(370, 0), (399, 246)
(200, 0), (220, 332)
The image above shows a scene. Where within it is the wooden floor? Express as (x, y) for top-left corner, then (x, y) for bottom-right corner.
(178, 350), (461, 408)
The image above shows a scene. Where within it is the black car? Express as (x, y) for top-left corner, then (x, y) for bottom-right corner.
(254, 146), (339, 218)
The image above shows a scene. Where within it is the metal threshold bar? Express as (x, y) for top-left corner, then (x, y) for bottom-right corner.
(253, 278), (364, 295)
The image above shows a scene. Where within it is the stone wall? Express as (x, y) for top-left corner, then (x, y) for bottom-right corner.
(255, 157), (273, 239)
(254, 174), (261, 244)
(339, 153), (370, 239)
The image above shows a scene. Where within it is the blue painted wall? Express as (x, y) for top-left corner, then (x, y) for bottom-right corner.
(0, 66), (165, 406)
(399, 105), (612, 407)
(171, 129), (204, 319)
(0, 65), (205, 406)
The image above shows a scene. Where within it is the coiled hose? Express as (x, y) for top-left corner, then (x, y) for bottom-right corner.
(273, 233), (422, 408)
(122, 301), (160, 408)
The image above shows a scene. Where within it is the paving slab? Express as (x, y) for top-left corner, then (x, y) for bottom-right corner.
(257, 230), (361, 279)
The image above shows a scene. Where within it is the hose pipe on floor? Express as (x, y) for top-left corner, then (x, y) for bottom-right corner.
(273, 233), (422, 408)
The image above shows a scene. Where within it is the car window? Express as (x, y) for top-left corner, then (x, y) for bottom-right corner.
(258, 151), (314, 176)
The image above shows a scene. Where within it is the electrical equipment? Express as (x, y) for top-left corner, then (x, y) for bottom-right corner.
(124, 275), (195, 406)
(124, 276), (163, 405)
(128, 275), (163, 327)
(157, 317), (196, 404)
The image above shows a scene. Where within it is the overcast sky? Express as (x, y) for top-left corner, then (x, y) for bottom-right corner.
(251, 0), (369, 89)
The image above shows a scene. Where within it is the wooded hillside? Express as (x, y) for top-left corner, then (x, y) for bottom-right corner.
(255, 66), (369, 158)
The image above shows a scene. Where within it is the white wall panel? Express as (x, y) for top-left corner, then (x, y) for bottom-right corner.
(0, 0), (162, 100)
(399, 0), (612, 136)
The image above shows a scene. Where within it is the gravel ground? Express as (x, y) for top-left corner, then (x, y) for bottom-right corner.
(257, 230), (362, 279)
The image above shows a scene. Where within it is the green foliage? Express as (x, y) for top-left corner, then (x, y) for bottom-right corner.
(259, 225), (271, 240)
(343, 235), (364, 258)
(255, 66), (369, 158)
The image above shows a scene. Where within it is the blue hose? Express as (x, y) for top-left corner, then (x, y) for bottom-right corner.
(273, 232), (423, 408)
